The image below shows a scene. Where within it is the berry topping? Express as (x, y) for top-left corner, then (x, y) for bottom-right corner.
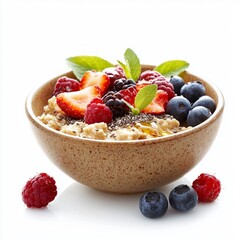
(22, 173), (57, 208)
(139, 192), (168, 218)
(187, 106), (212, 127)
(53, 76), (80, 96)
(166, 96), (191, 123)
(79, 71), (110, 94)
(112, 78), (136, 92)
(169, 184), (198, 212)
(192, 173), (221, 202)
(180, 81), (206, 103)
(141, 90), (169, 114)
(84, 97), (113, 124)
(139, 70), (162, 81)
(192, 95), (216, 113)
(102, 91), (131, 117)
(118, 86), (137, 105)
(102, 66), (126, 89)
(56, 86), (102, 119)
(150, 77), (175, 100)
(169, 75), (185, 95)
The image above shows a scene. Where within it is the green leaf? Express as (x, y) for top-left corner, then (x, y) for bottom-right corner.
(124, 48), (141, 81)
(66, 56), (114, 80)
(134, 84), (157, 111)
(117, 60), (131, 79)
(154, 60), (189, 77)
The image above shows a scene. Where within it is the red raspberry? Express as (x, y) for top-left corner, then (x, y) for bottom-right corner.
(192, 173), (221, 202)
(84, 97), (113, 124)
(150, 77), (175, 100)
(139, 70), (161, 81)
(103, 66), (126, 89)
(53, 76), (80, 96)
(22, 173), (57, 208)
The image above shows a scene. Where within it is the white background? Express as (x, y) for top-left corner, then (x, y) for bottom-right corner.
(0, 0), (239, 239)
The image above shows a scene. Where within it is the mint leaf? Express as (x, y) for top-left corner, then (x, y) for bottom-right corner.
(124, 48), (141, 81)
(134, 84), (157, 111)
(117, 60), (131, 79)
(154, 60), (189, 77)
(66, 56), (114, 80)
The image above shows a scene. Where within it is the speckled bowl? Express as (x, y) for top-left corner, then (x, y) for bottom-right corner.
(25, 65), (224, 193)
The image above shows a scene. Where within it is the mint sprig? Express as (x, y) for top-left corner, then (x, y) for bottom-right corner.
(154, 60), (189, 77)
(66, 56), (114, 80)
(122, 84), (157, 115)
(117, 48), (141, 81)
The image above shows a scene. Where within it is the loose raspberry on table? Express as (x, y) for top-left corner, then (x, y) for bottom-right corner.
(192, 173), (221, 202)
(84, 97), (113, 124)
(53, 76), (80, 96)
(22, 173), (57, 208)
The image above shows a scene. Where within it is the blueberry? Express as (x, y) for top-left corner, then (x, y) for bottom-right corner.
(180, 81), (206, 103)
(139, 192), (168, 218)
(169, 75), (185, 95)
(169, 184), (198, 212)
(187, 106), (212, 127)
(166, 96), (191, 123)
(192, 95), (216, 113)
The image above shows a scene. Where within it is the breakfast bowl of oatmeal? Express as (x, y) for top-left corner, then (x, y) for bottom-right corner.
(25, 50), (224, 193)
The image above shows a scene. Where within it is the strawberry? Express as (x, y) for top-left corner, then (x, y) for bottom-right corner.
(80, 71), (110, 94)
(141, 90), (168, 114)
(56, 86), (102, 119)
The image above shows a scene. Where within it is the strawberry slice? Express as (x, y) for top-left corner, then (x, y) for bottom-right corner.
(80, 71), (110, 95)
(56, 86), (102, 119)
(141, 90), (169, 114)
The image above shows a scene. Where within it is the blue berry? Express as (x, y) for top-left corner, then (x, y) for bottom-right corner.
(139, 192), (168, 218)
(166, 96), (191, 123)
(169, 76), (185, 95)
(180, 81), (206, 103)
(192, 95), (216, 113)
(187, 106), (212, 127)
(169, 184), (198, 212)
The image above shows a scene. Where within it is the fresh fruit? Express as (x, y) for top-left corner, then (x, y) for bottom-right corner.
(141, 90), (168, 114)
(139, 70), (162, 81)
(102, 66), (126, 89)
(53, 76), (80, 96)
(113, 78), (136, 92)
(139, 192), (168, 218)
(22, 173), (57, 208)
(192, 95), (216, 113)
(118, 86), (138, 105)
(150, 77), (175, 100)
(169, 75), (185, 95)
(192, 173), (221, 202)
(84, 97), (113, 124)
(166, 96), (191, 123)
(56, 86), (102, 119)
(180, 81), (206, 103)
(79, 71), (110, 94)
(169, 184), (198, 212)
(187, 106), (212, 127)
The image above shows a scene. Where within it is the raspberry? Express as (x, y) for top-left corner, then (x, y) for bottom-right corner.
(150, 77), (175, 100)
(103, 66), (126, 89)
(22, 173), (57, 208)
(84, 97), (113, 124)
(53, 76), (80, 96)
(192, 173), (221, 202)
(139, 70), (161, 81)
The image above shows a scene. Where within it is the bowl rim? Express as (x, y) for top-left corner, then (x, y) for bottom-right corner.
(25, 68), (225, 146)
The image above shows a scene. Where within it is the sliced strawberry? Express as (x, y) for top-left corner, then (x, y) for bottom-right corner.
(79, 71), (110, 95)
(136, 80), (152, 91)
(141, 90), (169, 114)
(56, 86), (102, 119)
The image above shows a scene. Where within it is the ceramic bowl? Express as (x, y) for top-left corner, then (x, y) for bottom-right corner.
(25, 65), (224, 193)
